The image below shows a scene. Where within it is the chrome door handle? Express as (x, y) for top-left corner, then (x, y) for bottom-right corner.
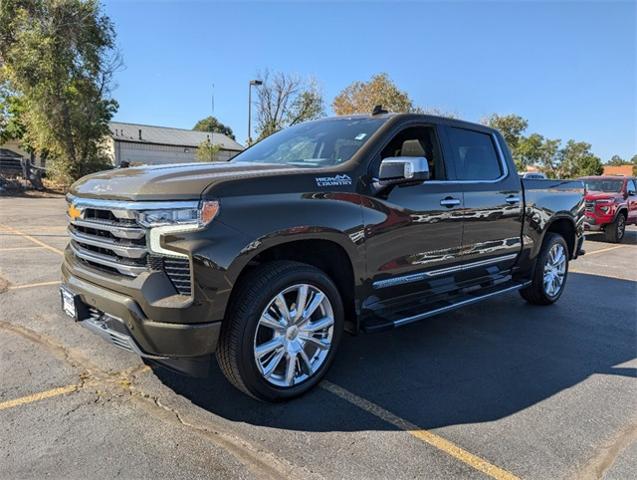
(440, 198), (461, 207)
(505, 195), (520, 205)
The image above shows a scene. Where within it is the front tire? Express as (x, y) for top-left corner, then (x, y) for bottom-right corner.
(604, 213), (626, 243)
(520, 233), (569, 305)
(216, 261), (344, 401)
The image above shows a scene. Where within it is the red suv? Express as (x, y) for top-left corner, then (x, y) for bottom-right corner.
(581, 176), (637, 242)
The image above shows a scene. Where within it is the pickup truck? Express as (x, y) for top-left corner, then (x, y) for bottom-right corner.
(580, 175), (637, 242)
(60, 113), (585, 401)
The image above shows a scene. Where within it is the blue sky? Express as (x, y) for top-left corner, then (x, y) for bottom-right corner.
(104, 1), (636, 160)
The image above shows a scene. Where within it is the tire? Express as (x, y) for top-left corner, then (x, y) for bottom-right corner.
(520, 233), (569, 305)
(216, 261), (344, 401)
(604, 212), (626, 243)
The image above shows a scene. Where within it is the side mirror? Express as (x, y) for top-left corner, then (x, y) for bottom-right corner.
(378, 156), (430, 185)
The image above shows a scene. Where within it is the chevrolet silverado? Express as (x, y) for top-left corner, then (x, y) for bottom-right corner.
(61, 113), (585, 401)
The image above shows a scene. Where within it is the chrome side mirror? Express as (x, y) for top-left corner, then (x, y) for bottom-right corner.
(378, 156), (430, 184)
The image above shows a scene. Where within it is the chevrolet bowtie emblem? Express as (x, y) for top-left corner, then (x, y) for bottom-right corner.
(68, 204), (82, 220)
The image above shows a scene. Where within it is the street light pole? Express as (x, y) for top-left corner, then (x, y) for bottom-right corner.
(248, 79), (263, 146)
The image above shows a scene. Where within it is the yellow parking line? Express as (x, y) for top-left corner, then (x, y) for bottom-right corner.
(0, 384), (77, 412)
(8, 280), (61, 290)
(0, 224), (64, 256)
(0, 246), (46, 252)
(584, 245), (625, 256)
(321, 381), (520, 480)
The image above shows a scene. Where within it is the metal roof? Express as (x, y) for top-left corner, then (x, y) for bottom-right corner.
(109, 121), (244, 151)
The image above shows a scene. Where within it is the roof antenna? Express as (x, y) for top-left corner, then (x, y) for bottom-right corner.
(372, 104), (388, 115)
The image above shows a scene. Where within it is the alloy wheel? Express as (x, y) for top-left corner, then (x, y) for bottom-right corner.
(253, 284), (334, 388)
(543, 243), (567, 297)
(617, 215), (626, 240)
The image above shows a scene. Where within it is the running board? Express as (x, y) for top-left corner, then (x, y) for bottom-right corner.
(363, 281), (531, 332)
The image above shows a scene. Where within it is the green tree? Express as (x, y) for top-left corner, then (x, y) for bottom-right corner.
(0, 0), (119, 184)
(607, 154), (626, 166)
(517, 133), (561, 177)
(558, 140), (603, 178)
(254, 70), (324, 141)
(483, 114), (528, 164)
(196, 138), (221, 162)
(630, 155), (637, 176)
(193, 116), (235, 140)
(333, 73), (418, 115)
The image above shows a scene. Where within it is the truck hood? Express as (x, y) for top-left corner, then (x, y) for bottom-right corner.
(584, 191), (622, 202)
(69, 162), (299, 201)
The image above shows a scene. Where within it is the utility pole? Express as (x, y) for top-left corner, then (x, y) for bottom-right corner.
(248, 79), (263, 145)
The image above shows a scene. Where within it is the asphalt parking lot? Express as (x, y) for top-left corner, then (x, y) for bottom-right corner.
(1, 194), (636, 480)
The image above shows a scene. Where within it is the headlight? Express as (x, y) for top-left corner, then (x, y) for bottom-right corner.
(137, 200), (219, 228)
(143, 201), (219, 258)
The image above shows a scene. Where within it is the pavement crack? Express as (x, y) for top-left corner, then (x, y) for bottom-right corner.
(0, 320), (319, 480)
(126, 385), (320, 480)
(0, 321), (99, 376)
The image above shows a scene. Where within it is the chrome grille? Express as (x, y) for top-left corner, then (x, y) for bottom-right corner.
(585, 200), (594, 212)
(67, 196), (195, 296)
(69, 208), (148, 277)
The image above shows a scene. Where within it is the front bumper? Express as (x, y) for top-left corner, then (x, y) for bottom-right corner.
(61, 265), (222, 359)
(584, 211), (614, 230)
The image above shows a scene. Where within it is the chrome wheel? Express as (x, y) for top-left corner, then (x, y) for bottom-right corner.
(543, 243), (567, 297)
(253, 284), (334, 388)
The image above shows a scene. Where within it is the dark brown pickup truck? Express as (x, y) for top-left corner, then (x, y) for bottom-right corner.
(60, 113), (585, 401)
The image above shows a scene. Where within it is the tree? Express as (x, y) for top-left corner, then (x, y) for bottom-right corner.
(607, 154), (626, 166)
(0, 0), (120, 184)
(517, 133), (561, 176)
(558, 140), (603, 178)
(195, 138), (221, 162)
(483, 114), (528, 156)
(193, 116), (235, 140)
(254, 70), (324, 141)
(333, 73), (418, 115)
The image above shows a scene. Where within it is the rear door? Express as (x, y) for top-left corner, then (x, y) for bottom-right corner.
(441, 125), (523, 278)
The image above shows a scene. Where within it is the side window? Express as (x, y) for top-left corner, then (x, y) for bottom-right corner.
(628, 179), (636, 194)
(447, 127), (503, 181)
(379, 126), (446, 180)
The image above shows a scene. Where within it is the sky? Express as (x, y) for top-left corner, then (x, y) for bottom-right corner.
(103, 0), (636, 161)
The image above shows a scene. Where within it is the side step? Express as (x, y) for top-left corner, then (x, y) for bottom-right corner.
(362, 281), (531, 332)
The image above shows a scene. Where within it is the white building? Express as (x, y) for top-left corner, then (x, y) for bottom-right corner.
(106, 121), (244, 166)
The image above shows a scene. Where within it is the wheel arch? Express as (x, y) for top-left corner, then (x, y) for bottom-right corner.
(544, 216), (577, 259)
(226, 235), (360, 333)
(614, 206), (628, 221)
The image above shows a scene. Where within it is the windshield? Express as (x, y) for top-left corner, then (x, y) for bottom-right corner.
(232, 118), (385, 168)
(584, 179), (623, 193)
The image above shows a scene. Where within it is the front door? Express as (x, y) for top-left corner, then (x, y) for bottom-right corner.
(362, 125), (465, 307)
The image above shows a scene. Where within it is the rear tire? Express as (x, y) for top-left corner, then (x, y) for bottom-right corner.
(520, 233), (569, 305)
(216, 261), (344, 401)
(604, 213), (626, 243)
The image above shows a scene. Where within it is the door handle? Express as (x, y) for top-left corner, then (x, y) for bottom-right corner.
(440, 197), (461, 208)
(505, 195), (520, 205)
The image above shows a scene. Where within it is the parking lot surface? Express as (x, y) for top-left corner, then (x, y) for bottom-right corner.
(1, 194), (636, 480)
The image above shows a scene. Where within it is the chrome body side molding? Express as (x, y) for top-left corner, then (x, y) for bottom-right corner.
(372, 254), (518, 289)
